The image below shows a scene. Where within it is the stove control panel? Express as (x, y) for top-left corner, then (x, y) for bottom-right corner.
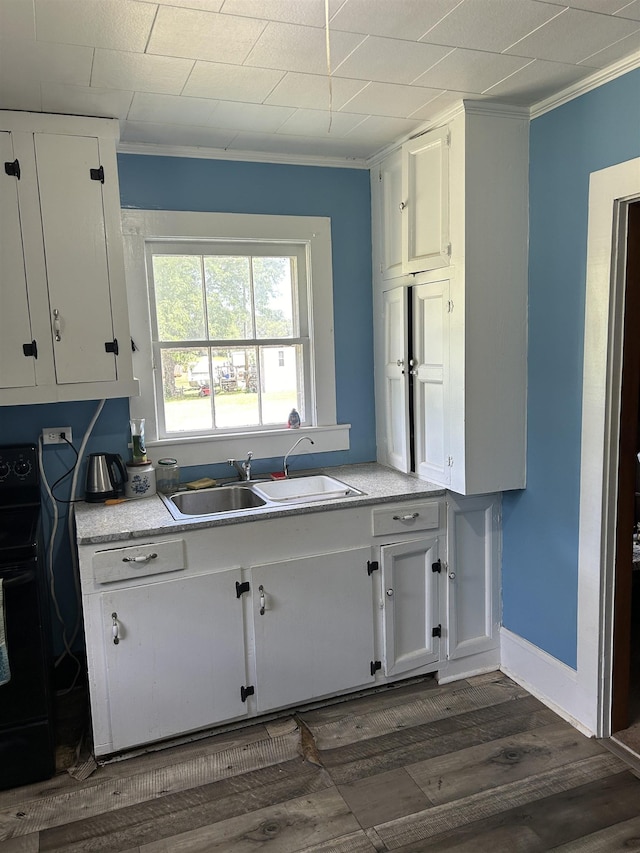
(0, 445), (39, 505)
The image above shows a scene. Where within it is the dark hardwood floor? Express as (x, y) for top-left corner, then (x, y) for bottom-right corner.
(2, 671), (640, 852)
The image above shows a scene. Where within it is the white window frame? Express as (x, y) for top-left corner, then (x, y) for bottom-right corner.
(122, 210), (349, 467)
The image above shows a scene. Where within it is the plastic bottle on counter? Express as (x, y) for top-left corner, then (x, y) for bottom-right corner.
(156, 458), (180, 494)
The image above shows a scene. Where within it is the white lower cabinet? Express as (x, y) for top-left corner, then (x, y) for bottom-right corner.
(78, 495), (500, 756)
(251, 547), (375, 712)
(380, 536), (441, 676)
(100, 570), (248, 753)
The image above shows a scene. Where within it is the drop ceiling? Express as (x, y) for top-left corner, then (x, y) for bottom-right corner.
(1, 0), (639, 164)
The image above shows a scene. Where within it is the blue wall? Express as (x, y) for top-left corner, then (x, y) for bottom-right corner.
(0, 157), (374, 657)
(502, 68), (640, 668)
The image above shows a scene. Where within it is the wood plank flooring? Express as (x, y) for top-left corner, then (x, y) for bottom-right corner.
(2, 672), (640, 852)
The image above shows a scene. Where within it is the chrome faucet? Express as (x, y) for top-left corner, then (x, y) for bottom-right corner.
(283, 436), (314, 477)
(228, 451), (253, 481)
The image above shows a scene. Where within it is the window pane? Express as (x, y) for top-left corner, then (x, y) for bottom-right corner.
(161, 348), (213, 434)
(253, 257), (295, 339)
(152, 256), (205, 341)
(204, 256), (253, 340)
(213, 347), (260, 429)
(260, 345), (301, 424)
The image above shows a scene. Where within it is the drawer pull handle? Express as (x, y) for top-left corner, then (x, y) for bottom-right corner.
(393, 512), (419, 521)
(122, 553), (158, 563)
(259, 584), (266, 615)
(111, 612), (119, 645)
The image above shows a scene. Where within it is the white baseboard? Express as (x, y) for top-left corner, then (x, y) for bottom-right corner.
(437, 648), (501, 684)
(500, 627), (596, 738)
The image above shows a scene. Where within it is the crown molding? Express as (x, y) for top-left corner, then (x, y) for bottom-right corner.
(530, 49), (640, 119)
(116, 141), (369, 169)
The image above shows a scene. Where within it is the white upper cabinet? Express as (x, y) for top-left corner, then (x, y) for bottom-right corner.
(402, 127), (450, 274)
(0, 111), (139, 405)
(373, 102), (528, 495)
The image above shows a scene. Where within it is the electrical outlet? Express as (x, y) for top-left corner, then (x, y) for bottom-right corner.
(42, 427), (73, 446)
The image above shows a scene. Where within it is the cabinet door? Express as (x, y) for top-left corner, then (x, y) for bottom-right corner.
(101, 571), (248, 752)
(445, 495), (500, 660)
(35, 133), (117, 385)
(252, 547), (375, 712)
(413, 280), (450, 485)
(380, 536), (441, 676)
(0, 132), (36, 389)
(382, 286), (409, 472)
(379, 149), (404, 280)
(402, 126), (450, 274)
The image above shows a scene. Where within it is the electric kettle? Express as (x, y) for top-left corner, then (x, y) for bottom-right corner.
(85, 453), (128, 502)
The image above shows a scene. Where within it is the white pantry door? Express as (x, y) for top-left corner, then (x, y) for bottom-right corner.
(382, 286), (410, 472)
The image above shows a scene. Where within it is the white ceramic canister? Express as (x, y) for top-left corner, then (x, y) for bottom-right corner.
(125, 462), (156, 499)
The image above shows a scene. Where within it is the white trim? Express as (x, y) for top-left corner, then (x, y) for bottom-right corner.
(531, 50), (640, 119)
(579, 157), (640, 738)
(117, 141), (369, 169)
(122, 209), (347, 465)
(500, 628), (594, 738)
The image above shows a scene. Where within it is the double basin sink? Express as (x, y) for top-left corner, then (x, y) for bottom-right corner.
(159, 474), (363, 521)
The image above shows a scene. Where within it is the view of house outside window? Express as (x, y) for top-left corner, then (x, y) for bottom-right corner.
(148, 245), (309, 437)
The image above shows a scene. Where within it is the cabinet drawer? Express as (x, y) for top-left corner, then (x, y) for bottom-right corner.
(372, 501), (441, 537)
(93, 539), (186, 584)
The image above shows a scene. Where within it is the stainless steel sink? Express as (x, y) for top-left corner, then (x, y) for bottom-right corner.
(162, 485), (266, 519)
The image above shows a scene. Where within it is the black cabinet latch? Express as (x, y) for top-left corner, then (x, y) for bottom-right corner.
(22, 340), (37, 359)
(90, 165), (105, 183)
(432, 559), (442, 573)
(5, 159), (20, 179)
(367, 560), (379, 576)
(235, 581), (250, 598)
(240, 685), (255, 703)
(432, 625), (442, 638)
(105, 339), (119, 355)
(370, 660), (382, 676)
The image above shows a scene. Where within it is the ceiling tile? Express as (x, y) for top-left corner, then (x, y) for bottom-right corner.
(244, 21), (365, 75)
(92, 50), (195, 95)
(183, 61), (284, 103)
(276, 108), (365, 137)
(329, 0), (461, 40)
(220, 0), (342, 27)
(420, 0), (565, 53)
(0, 0), (36, 40)
(408, 89), (484, 120)
(227, 129), (378, 159)
(147, 6), (267, 63)
(207, 100), (295, 132)
(333, 36), (452, 84)
(344, 114), (423, 147)
(505, 6), (640, 63)
(483, 58), (594, 103)
(128, 91), (219, 124)
(0, 78), (41, 112)
(556, 0), (634, 10)
(147, 0), (224, 9)
(342, 82), (445, 117)
(265, 72), (367, 110)
(41, 82), (134, 119)
(0, 39), (93, 86)
(35, 0), (156, 52)
(615, 0), (640, 20)
(120, 120), (236, 148)
(414, 48), (531, 93)
(579, 30), (640, 66)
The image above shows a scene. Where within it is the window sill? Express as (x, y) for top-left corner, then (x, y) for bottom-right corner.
(145, 423), (350, 468)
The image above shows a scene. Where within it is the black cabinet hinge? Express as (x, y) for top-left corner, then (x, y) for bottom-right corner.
(235, 581), (250, 598)
(432, 624), (442, 638)
(367, 560), (379, 576)
(431, 559), (442, 573)
(4, 159), (20, 179)
(370, 660), (382, 676)
(90, 165), (105, 183)
(105, 339), (119, 356)
(22, 340), (37, 359)
(240, 685), (255, 703)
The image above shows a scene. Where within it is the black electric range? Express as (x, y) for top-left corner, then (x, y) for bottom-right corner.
(0, 444), (55, 789)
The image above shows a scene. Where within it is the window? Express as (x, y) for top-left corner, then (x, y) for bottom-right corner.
(147, 241), (310, 438)
(122, 210), (349, 467)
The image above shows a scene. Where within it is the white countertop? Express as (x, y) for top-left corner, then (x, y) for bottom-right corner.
(74, 463), (445, 545)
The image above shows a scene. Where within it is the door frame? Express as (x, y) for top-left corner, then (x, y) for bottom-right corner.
(578, 156), (640, 738)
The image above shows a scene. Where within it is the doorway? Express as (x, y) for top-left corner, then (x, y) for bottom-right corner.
(611, 201), (640, 741)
